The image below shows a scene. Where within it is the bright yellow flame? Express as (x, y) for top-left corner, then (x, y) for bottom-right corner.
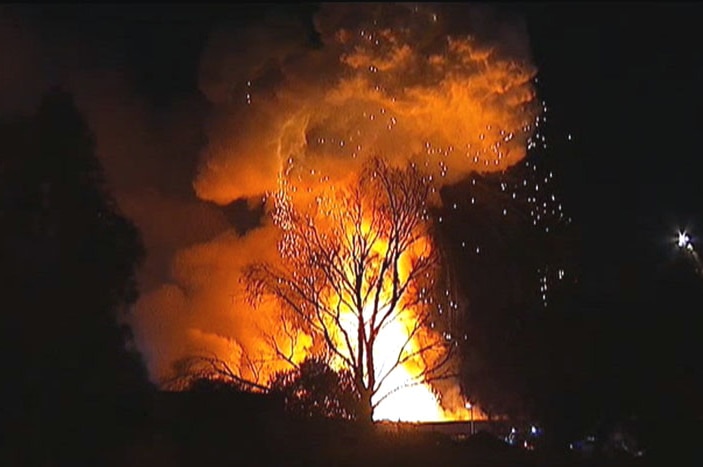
(268, 164), (489, 423)
(323, 215), (446, 422)
(371, 314), (445, 422)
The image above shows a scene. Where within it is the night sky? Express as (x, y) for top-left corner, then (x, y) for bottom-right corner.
(522, 4), (703, 293)
(3, 1), (703, 435)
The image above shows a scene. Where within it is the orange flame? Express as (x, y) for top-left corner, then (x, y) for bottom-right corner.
(332, 219), (442, 421)
(265, 166), (478, 422)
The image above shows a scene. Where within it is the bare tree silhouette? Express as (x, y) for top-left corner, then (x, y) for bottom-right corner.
(244, 158), (455, 422)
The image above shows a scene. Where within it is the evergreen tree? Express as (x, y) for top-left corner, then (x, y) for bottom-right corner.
(1, 89), (151, 464)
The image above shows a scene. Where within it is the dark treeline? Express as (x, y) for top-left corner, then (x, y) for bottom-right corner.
(0, 89), (153, 465)
(439, 144), (702, 458)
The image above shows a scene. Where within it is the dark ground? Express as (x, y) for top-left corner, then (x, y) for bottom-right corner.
(3, 391), (683, 467)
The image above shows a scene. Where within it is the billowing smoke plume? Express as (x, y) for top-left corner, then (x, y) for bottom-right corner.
(0, 7), (233, 379)
(1, 5), (540, 392)
(195, 3), (538, 205)
(135, 3), (539, 384)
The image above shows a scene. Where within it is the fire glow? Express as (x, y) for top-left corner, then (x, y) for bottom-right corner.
(132, 3), (537, 423)
(270, 167), (451, 422)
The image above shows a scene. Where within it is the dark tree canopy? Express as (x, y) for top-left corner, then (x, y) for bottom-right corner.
(270, 356), (362, 420)
(436, 159), (581, 436)
(1, 88), (151, 463)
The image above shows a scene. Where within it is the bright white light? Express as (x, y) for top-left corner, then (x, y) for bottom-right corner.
(677, 231), (692, 249)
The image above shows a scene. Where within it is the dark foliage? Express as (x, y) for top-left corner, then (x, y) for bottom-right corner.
(270, 356), (362, 420)
(0, 88), (152, 465)
(186, 377), (248, 394)
(437, 161), (580, 429)
(164, 354), (269, 392)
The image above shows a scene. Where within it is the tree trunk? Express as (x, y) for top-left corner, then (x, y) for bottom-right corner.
(357, 388), (374, 427)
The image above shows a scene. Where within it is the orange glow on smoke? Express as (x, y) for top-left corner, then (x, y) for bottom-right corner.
(132, 4), (534, 424)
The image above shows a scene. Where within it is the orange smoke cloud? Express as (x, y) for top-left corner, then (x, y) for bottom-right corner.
(133, 4), (540, 399)
(1, 3), (540, 421)
(194, 3), (539, 205)
(131, 223), (297, 382)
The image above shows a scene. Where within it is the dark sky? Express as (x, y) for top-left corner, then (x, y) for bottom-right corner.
(515, 3), (703, 298)
(7, 3), (703, 302)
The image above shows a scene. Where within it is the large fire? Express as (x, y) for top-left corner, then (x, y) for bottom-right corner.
(130, 3), (536, 423)
(334, 202), (452, 422)
(289, 172), (444, 422)
(242, 162), (484, 422)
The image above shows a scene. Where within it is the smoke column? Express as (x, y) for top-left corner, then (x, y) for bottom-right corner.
(130, 3), (541, 386)
(0, 4), (541, 392)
